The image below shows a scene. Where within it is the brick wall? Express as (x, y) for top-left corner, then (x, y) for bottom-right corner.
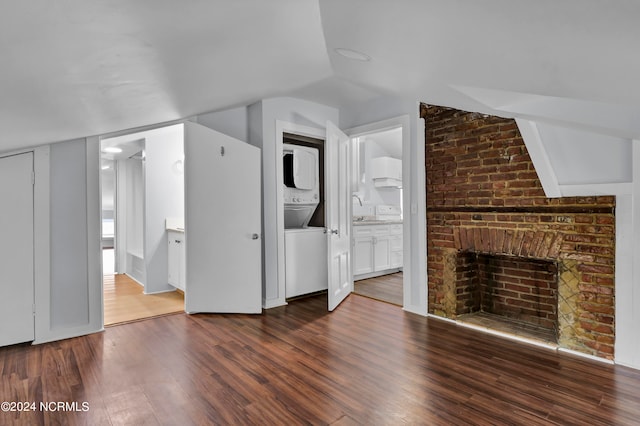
(476, 255), (557, 331)
(455, 252), (478, 315)
(424, 104), (616, 359)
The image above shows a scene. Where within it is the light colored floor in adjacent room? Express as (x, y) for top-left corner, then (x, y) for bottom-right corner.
(103, 274), (184, 326)
(103, 250), (184, 326)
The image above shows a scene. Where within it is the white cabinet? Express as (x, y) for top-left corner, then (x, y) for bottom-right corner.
(354, 236), (374, 275)
(371, 156), (402, 188)
(167, 230), (185, 291)
(372, 226), (391, 271)
(389, 224), (403, 268)
(353, 223), (402, 279)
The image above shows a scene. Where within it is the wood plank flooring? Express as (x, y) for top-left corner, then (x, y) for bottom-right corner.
(354, 272), (403, 306)
(2, 293), (640, 425)
(103, 274), (184, 326)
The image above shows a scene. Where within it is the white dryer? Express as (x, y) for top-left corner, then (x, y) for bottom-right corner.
(282, 144), (319, 228)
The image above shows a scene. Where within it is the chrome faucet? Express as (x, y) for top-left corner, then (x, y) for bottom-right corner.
(352, 194), (363, 206)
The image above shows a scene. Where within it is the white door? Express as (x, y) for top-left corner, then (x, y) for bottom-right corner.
(326, 121), (353, 311)
(0, 153), (34, 346)
(184, 122), (262, 313)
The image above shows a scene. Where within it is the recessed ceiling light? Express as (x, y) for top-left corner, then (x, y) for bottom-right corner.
(101, 165), (111, 170)
(334, 48), (371, 62)
(102, 147), (122, 153)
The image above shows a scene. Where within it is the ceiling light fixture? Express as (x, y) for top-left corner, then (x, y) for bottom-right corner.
(102, 147), (122, 154)
(334, 48), (371, 62)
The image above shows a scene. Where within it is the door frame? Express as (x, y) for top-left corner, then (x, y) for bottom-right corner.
(95, 118), (193, 322)
(272, 121), (327, 308)
(346, 115), (427, 314)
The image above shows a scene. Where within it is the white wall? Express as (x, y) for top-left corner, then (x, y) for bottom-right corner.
(536, 123), (632, 185)
(101, 160), (115, 215)
(121, 158), (145, 283)
(341, 95), (427, 316)
(514, 119), (640, 369)
(247, 97), (339, 308)
(356, 140), (402, 207)
(142, 125), (185, 294)
(50, 139), (90, 328)
(197, 106), (249, 142)
(124, 159), (144, 257)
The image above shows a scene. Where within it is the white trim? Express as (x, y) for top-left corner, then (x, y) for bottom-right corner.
(347, 113), (428, 316)
(97, 116), (197, 141)
(86, 136), (104, 332)
(115, 159), (127, 274)
(268, 120), (327, 308)
(515, 118), (562, 198)
(616, 141), (640, 369)
(30, 147), (51, 344)
(559, 182), (632, 196)
(428, 314), (615, 364)
(558, 348), (615, 365)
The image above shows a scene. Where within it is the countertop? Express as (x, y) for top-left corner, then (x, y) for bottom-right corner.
(166, 227), (185, 233)
(353, 219), (403, 226)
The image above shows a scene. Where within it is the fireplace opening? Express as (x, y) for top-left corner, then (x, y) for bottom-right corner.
(455, 252), (558, 344)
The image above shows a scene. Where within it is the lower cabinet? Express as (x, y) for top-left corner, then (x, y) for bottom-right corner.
(353, 223), (402, 279)
(353, 236), (374, 275)
(167, 230), (185, 291)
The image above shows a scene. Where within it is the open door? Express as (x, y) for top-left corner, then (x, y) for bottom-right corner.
(184, 122), (262, 313)
(326, 121), (353, 311)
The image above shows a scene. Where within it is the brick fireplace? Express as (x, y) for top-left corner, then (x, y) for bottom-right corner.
(423, 105), (616, 359)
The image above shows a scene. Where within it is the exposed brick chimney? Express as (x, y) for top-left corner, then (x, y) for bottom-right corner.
(424, 105), (615, 360)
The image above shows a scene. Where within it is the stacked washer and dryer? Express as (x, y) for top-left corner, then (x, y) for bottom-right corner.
(282, 144), (328, 299)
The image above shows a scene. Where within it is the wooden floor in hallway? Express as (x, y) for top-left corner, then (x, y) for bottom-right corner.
(354, 271), (403, 306)
(103, 274), (184, 326)
(2, 292), (639, 425)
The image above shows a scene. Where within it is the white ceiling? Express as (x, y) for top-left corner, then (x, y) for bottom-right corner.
(1, 0), (639, 152)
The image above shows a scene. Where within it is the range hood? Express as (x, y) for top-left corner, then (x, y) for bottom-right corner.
(371, 156), (402, 188)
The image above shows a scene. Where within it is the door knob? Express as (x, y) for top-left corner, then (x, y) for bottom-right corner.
(252, 233), (260, 240)
(330, 229), (339, 235)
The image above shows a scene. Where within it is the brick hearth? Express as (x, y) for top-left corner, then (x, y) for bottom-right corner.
(423, 105), (616, 359)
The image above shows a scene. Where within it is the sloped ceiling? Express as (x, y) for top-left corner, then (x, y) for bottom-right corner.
(1, 0), (639, 152)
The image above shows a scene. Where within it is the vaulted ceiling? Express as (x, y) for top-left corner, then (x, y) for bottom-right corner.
(1, 0), (638, 152)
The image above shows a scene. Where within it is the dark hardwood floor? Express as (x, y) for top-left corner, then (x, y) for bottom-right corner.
(1, 293), (639, 425)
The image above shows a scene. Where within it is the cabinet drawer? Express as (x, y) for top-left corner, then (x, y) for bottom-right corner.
(353, 226), (374, 237)
(372, 225), (390, 236)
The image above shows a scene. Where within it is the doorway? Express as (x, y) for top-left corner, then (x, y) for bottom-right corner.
(350, 126), (404, 306)
(100, 124), (185, 325)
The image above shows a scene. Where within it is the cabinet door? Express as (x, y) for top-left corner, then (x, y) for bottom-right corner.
(354, 237), (374, 275)
(389, 234), (402, 268)
(179, 237), (186, 289)
(167, 233), (184, 289)
(373, 235), (391, 271)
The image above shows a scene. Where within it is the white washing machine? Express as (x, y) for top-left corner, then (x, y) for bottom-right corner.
(284, 227), (327, 298)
